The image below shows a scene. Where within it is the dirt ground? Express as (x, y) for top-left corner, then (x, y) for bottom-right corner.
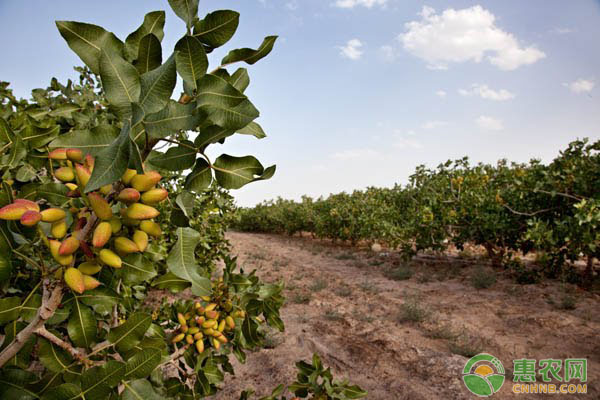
(208, 232), (599, 400)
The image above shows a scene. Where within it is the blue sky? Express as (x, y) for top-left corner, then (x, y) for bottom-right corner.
(1, 0), (599, 206)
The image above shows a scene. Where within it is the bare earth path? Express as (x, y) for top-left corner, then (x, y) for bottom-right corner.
(213, 232), (600, 399)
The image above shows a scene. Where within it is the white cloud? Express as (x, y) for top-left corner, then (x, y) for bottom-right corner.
(459, 84), (515, 101)
(331, 148), (379, 160)
(334, 0), (387, 9)
(435, 90), (447, 98)
(286, 1), (298, 11)
(338, 39), (364, 60)
(399, 5), (546, 71)
(563, 79), (595, 94)
(421, 120), (447, 129)
(476, 115), (503, 131)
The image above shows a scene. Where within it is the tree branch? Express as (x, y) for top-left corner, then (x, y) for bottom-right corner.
(35, 326), (87, 363)
(502, 204), (556, 217)
(0, 279), (63, 368)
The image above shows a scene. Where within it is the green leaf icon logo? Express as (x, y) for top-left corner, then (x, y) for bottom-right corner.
(462, 353), (505, 397)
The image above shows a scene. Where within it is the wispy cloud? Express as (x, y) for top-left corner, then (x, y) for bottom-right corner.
(338, 39), (364, 60)
(476, 115), (503, 131)
(392, 130), (422, 149)
(286, 1), (298, 11)
(379, 45), (396, 62)
(399, 5), (545, 70)
(563, 78), (595, 94)
(334, 0), (387, 9)
(421, 120), (448, 129)
(459, 84), (515, 101)
(552, 27), (574, 35)
(435, 90), (447, 98)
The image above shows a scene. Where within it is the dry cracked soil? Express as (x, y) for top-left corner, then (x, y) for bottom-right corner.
(172, 232), (600, 399)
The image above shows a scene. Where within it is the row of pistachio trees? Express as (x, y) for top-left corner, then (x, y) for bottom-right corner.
(235, 139), (599, 278)
(0, 1), (366, 399)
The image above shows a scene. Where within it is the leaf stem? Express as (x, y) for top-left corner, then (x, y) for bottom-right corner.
(158, 138), (198, 151)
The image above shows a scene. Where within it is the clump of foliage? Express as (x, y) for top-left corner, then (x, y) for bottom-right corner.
(0, 1), (366, 399)
(470, 267), (496, 289)
(235, 139), (600, 283)
(241, 354), (367, 400)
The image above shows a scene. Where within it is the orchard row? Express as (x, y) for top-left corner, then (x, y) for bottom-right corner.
(235, 139), (599, 278)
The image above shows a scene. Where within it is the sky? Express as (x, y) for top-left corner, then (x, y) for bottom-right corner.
(1, 0), (599, 206)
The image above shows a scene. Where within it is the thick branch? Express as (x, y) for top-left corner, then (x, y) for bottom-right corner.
(35, 326), (87, 363)
(0, 280), (63, 368)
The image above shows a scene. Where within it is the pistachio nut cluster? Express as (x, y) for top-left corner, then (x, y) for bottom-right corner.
(0, 147), (167, 294)
(171, 278), (245, 353)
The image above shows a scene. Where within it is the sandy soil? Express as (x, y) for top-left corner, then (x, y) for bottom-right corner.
(205, 232), (600, 400)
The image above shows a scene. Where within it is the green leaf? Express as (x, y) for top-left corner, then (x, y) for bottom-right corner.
(168, 0), (199, 29)
(20, 293), (41, 323)
(0, 253), (12, 283)
(343, 385), (368, 399)
(221, 36), (278, 66)
(202, 359), (224, 385)
(230, 68), (250, 93)
(76, 288), (120, 316)
(0, 117), (15, 144)
(23, 183), (70, 206)
(136, 34), (162, 74)
(46, 302), (71, 325)
(85, 120), (131, 193)
(213, 154), (275, 189)
(148, 142), (196, 171)
(121, 254), (158, 285)
(123, 348), (161, 380)
(122, 379), (163, 400)
(99, 49), (141, 118)
(0, 297), (21, 325)
(167, 227), (211, 296)
(184, 158), (212, 192)
(193, 10), (240, 49)
(144, 101), (201, 139)
(79, 360), (125, 400)
(40, 383), (81, 400)
(242, 317), (261, 347)
(49, 125), (120, 156)
(175, 35), (208, 91)
(0, 368), (38, 400)
(38, 332), (78, 374)
(67, 299), (97, 348)
(201, 98), (259, 131)
(175, 191), (195, 217)
(125, 11), (166, 61)
(107, 312), (151, 352)
(22, 124), (60, 149)
(49, 104), (81, 118)
(55, 21), (124, 75)
(194, 125), (234, 149)
(2, 136), (26, 169)
(197, 74), (247, 108)
(151, 272), (191, 293)
(139, 54), (176, 114)
(238, 121), (266, 139)
(15, 164), (37, 182)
